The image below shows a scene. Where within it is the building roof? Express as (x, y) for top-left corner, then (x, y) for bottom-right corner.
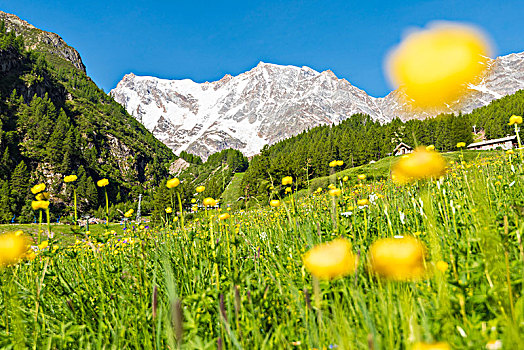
(467, 135), (517, 148)
(392, 142), (413, 153)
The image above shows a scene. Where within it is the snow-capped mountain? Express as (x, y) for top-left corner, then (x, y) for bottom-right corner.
(110, 51), (524, 159)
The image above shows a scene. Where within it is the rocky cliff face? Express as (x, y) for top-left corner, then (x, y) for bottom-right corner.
(0, 11), (86, 72)
(110, 63), (388, 159)
(111, 52), (524, 160)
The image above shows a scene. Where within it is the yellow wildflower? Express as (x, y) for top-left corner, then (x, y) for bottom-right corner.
(35, 192), (50, 200)
(357, 174), (366, 180)
(303, 238), (356, 279)
(508, 115), (522, 125)
(369, 237), (426, 281)
(357, 199), (369, 206)
(425, 145), (435, 151)
(203, 197), (217, 207)
(392, 147), (447, 183)
(196, 185), (205, 193)
(219, 213), (230, 220)
(386, 22), (490, 108)
(436, 260), (449, 272)
(329, 188), (342, 197)
(31, 201), (50, 210)
(270, 200), (280, 207)
(165, 207), (172, 214)
(413, 342), (450, 350)
(31, 183), (46, 194)
(0, 233), (30, 267)
(456, 142), (466, 148)
(64, 175), (77, 183)
(166, 178), (180, 188)
(97, 178), (109, 187)
(282, 176), (293, 185)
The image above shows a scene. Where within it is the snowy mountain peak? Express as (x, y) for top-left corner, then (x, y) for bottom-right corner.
(111, 51), (524, 159)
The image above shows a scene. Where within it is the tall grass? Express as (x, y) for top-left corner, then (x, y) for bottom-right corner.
(0, 153), (523, 349)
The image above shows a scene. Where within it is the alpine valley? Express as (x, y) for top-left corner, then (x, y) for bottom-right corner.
(111, 52), (524, 159)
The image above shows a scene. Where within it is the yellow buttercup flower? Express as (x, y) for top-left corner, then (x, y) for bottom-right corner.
(124, 209), (134, 218)
(413, 342), (450, 350)
(506, 149), (514, 155)
(335, 160), (343, 166)
(97, 178), (109, 187)
(316, 187), (323, 193)
(203, 197), (217, 207)
(219, 213), (230, 220)
(425, 145), (435, 151)
(508, 115), (522, 125)
(303, 238), (356, 279)
(32, 201), (50, 210)
(64, 175), (77, 183)
(165, 207), (172, 214)
(328, 188), (341, 197)
(196, 185), (205, 193)
(35, 192), (50, 201)
(282, 176), (293, 185)
(456, 142), (466, 148)
(386, 22), (490, 108)
(357, 174), (366, 180)
(328, 160), (337, 167)
(285, 187), (292, 193)
(38, 241), (49, 250)
(369, 237), (426, 281)
(392, 147), (447, 183)
(0, 233), (30, 267)
(342, 176), (349, 182)
(270, 200), (280, 207)
(328, 184), (336, 190)
(31, 183), (46, 194)
(166, 178), (180, 188)
(191, 198), (197, 203)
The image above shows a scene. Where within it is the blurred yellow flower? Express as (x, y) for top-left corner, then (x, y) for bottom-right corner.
(285, 187), (292, 193)
(165, 207), (172, 214)
(508, 115), (522, 125)
(219, 213), (230, 220)
(0, 233), (30, 267)
(386, 22), (490, 108)
(203, 197), (217, 207)
(166, 178), (180, 188)
(329, 188), (342, 197)
(31, 200), (50, 210)
(316, 187), (323, 193)
(425, 145), (435, 151)
(31, 183), (46, 194)
(64, 175), (77, 183)
(124, 209), (134, 218)
(282, 176), (293, 185)
(38, 241), (49, 250)
(357, 174), (366, 180)
(303, 238), (356, 279)
(357, 199), (370, 206)
(196, 185), (205, 193)
(328, 160), (337, 167)
(97, 178), (109, 187)
(506, 149), (514, 155)
(335, 160), (344, 166)
(413, 342), (450, 350)
(191, 198), (197, 203)
(392, 147), (447, 183)
(456, 142), (466, 148)
(436, 260), (449, 272)
(369, 237), (426, 281)
(270, 200), (280, 207)
(342, 176), (349, 182)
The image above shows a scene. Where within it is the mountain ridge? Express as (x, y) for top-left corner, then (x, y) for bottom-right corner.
(111, 51), (524, 159)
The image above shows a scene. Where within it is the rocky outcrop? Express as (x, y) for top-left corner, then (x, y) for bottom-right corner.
(0, 11), (86, 72)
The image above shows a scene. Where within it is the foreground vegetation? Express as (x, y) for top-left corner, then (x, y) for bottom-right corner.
(1, 150), (523, 349)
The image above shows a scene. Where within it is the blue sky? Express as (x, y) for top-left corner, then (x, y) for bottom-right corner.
(1, 0), (523, 96)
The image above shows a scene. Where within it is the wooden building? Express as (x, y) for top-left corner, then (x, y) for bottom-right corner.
(392, 142), (413, 156)
(467, 135), (517, 151)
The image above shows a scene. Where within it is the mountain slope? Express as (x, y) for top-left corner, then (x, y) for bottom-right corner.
(110, 63), (388, 159)
(111, 52), (524, 159)
(0, 13), (176, 222)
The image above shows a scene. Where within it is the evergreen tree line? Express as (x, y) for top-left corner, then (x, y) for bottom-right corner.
(242, 90), (524, 201)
